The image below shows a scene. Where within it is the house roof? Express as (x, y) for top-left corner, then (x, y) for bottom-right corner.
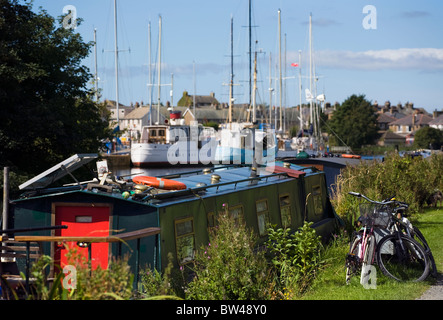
(389, 113), (432, 126)
(381, 131), (405, 140)
(124, 107), (150, 119)
(377, 113), (397, 124)
(429, 114), (443, 126)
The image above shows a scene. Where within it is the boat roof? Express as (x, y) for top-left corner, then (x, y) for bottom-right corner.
(15, 158), (320, 208)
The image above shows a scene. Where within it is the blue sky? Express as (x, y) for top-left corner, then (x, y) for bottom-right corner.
(30, 0), (443, 113)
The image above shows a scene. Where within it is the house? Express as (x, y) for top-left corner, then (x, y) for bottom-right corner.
(105, 99), (134, 125)
(429, 114), (443, 131)
(377, 130), (406, 146)
(177, 91), (220, 108)
(377, 113), (397, 131)
(388, 112), (432, 136)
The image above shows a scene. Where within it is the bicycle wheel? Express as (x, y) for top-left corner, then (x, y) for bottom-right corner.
(360, 234), (376, 285)
(345, 234), (362, 284)
(376, 233), (430, 282)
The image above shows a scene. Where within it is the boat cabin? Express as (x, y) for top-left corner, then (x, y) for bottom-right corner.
(3, 154), (340, 285)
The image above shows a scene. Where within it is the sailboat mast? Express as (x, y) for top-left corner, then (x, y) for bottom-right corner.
(94, 28), (99, 102)
(248, 0), (252, 107)
(229, 16), (234, 127)
(148, 21), (152, 125)
(278, 9), (282, 132)
(268, 53), (272, 126)
(299, 50), (303, 130)
(252, 50), (257, 123)
(157, 15), (162, 124)
(114, 0), (119, 124)
(309, 13), (313, 135)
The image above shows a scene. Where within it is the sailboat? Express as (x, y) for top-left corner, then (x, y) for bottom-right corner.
(290, 13), (325, 158)
(131, 16), (217, 167)
(213, 15), (277, 166)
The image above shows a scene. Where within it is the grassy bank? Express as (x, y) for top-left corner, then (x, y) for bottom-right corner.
(300, 207), (442, 300)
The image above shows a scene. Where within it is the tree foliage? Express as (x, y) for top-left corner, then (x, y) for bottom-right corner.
(0, 0), (111, 174)
(413, 126), (443, 150)
(326, 94), (379, 149)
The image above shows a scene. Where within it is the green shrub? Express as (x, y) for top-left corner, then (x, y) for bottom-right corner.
(332, 152), (443, 232)
(265, 221), (323, 298)
(186, 210), (273, 300)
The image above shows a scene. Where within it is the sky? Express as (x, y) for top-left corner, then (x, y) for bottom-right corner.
(30, 0), (443, 113)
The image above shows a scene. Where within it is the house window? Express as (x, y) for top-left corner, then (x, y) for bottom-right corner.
(256, 199), (270, 236)
(312, 185), (323, 216)
(279, 195), (292, 228)
(175, 217), (195, 264)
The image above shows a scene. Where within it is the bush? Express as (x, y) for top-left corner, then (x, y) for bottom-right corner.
(332, 152), (443, 233)
(186, 209), (273, 300)
(265, 222), (323, 298)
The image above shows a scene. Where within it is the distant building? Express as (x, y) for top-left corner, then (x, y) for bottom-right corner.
(429, 114), (443, 131)
(177, 91), (220, 108)
(388, 112), (432, 137)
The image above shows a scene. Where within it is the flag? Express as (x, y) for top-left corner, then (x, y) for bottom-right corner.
(291, 62), (299, 67)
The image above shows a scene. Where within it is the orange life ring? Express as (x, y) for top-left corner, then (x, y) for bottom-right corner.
(133, 176), (187, 190)
(341, 154), (361, 159)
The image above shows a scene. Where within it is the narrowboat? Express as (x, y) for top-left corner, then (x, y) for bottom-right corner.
(3, 154), (341, 282)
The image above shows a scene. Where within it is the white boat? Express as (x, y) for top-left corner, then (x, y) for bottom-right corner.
(214, 122), (277, 165)
(131, 114), (217, 167)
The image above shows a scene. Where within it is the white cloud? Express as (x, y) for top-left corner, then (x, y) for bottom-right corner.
(312, 48), (443, 71)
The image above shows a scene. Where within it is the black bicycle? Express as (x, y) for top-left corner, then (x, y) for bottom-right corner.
(379, 200), (437, 280)
(347, 192), (431, 283)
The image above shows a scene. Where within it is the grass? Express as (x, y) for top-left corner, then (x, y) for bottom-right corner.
(299, 206), (443, 300)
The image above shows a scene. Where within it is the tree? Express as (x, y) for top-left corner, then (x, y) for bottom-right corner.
(413, 126), (443, 150)
(326, 94), (379, 149)
(0, 0), (111, 175)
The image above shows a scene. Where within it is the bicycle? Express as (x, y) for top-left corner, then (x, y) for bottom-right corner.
(346, 192), (430, 283)
(376, 200), (435, 281)
(345, 193), (390, 285)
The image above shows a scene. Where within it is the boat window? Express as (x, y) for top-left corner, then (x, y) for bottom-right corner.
(228, 205), (244, 225)
(207, 212), (216, 229)
(312, 185), (323, 216)
(174, 217), (195, 265)
(256, 199), (270, 236)
(158, 129), (165, 136)
(279, 194), (292, 228)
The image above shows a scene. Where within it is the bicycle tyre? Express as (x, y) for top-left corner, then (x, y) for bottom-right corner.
(376, 233), (430, 282)
(360, 234), (376, 285)
(346, 235), (362, 284)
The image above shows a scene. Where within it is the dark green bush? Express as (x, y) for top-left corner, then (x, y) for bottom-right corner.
(332, 152), (443, 232)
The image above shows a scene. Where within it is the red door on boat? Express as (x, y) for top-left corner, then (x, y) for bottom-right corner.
(54, 204), (111, 270)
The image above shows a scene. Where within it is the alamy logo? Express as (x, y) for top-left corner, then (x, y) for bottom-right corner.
(362, 5), (377, 30)
(165, 125), (276, 167)
(62, 5), (77, 30)
(361, 264), (377, 289)
(62, 265), (77, 290)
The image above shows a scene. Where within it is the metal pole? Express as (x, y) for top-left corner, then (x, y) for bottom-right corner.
(2, 167), (9, 236)
(278, 9), (282, 132)
(157, 15), (162, 124)
(114, 0), (119, 124)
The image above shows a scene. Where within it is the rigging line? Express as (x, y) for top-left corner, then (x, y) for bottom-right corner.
(319, 116), (354, 153)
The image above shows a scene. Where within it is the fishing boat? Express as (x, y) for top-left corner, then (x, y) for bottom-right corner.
(3, 153), (340, 288)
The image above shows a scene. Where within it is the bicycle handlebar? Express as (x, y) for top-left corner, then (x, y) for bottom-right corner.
(348, 191), (409, 208)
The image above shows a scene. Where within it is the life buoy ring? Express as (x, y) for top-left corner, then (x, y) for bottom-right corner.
(132, 176), (187, 190)
(341, 154), (361, 159)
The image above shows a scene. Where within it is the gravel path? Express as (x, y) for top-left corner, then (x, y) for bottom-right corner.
(416, 274), (443, 300)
